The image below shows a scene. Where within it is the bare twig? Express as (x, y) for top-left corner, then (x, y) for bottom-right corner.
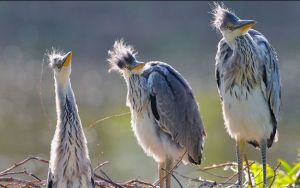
(269, 162), (281, 188)
(0, 177), (40, 188)
(99, 169), (113, 182)
(244, 155), (254, 188)
(154, 151), (186, 187)
(0, 156), (48, 176)
(222, 161), (255, 184)
(94, 173), (124, 188)
(198, 168), (229, 179)
(161, 168), (183, 188)
(94, 161), (109, 172)
(124, 179), (156, 187)
(201, 162), (237, 171)
(87, 112), (130, 129)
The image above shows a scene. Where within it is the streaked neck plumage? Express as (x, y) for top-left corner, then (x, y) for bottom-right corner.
(54, 77), (77, 123)
(221, 33), (260, 95)
(50, 75), (90, 177)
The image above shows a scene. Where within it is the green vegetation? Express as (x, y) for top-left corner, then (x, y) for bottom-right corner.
(228, 154), (300, 187)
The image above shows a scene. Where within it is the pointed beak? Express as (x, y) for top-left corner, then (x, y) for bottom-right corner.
(235, 20), (257, 33)
(63, 51), (72, 67)
(131, 63), (145, 71)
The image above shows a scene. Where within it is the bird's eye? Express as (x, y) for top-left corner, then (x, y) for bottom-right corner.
(124, 64), (131, 70)
(56, 64), (63, 69)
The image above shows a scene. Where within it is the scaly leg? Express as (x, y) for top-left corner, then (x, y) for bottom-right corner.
(159, 161), (165, 188)
(260, 139), (267, 188)
(236, 140), (245, 187)
(165, 159), (173, 188)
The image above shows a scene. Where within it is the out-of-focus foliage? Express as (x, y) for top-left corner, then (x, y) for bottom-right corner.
(243, 155), (300, 188)
(244, 158), (300, 187)
(186, 153), (300, 187)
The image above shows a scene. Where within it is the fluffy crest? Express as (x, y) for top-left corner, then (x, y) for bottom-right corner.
(107, 39), (138, 72)
(46, 48), (65, 69)
(211, 2), (235, 29)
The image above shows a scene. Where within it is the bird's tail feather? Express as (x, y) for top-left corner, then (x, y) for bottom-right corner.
(107, 39), (138, 72)
(188, 137), (205, 165)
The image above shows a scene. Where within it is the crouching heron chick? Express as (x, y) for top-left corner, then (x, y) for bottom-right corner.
(47, 51), (95, 188)
(107, 40), (206, 188)
(212, 3), (281, 187)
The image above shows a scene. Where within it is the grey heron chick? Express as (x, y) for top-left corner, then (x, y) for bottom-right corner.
(47, 51), (95, 188)
(212, 3), (281, 187)
(108, 40), (206, 188)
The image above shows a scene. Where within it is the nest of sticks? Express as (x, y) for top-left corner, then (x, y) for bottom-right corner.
(0, 153), (282, 188)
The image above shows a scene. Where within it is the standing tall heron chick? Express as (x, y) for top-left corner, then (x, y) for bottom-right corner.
(108, 40), (206, 188)
(212, 3), (281, 187)
(47, 51), (95, 188)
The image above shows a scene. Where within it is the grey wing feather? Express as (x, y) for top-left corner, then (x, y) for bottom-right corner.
(250, 30), (281, 147)
(148, 64), (205, 164)
(250, 30), (281, 123)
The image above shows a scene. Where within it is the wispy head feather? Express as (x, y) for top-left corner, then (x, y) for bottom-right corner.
(46, 48), (65, 69)
(107, 39), (138, 73)
(211, 2), (236, 30)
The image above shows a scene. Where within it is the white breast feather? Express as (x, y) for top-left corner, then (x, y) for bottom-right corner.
(221, 84), (273, 142)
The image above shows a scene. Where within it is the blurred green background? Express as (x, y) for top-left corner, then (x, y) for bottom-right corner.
(0, 1), (299, 186)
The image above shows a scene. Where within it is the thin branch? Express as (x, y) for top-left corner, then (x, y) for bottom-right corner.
(161, 168), (183, 188)
(94, 173), (124, 188)
(99, 169), (113, 182)
(154, 151), (186, 187)
(222, 161), (255, 184)
(269, 162), (281, 188)
(0, 177), (40, 188)
(0, 156), (48, 176)
(87, 112), (130, 129)
(200, 162), (237, 171)
(94, 161), (109, 172)
(94, 180), (116, 188)
(244, 155), (254, 188)
(198, 168), (229, 179)
(124, 179), (155, 187)
(173, 170), (235, 187)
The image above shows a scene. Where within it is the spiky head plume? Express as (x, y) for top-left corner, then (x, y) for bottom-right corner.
(107, 39), (138, 73)
(47, 48), (66, 69)
(211, 2), (237, 30)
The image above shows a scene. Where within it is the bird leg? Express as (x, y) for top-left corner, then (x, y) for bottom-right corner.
(260, 139), (267, 188)
(165, 159), (173, 188)
(159, 161), (165, 188)
(236, 140), (245, 187)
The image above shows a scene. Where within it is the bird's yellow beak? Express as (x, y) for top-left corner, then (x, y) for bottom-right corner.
(132, 63), (145, 71)
(63, 51), (72, 67)
(237, 20), (257, 33)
